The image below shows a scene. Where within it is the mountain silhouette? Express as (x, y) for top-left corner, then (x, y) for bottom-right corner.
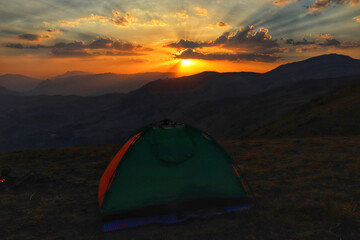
(0, 54), (360, 152)
(29, 72), (178, 96)
(248, 79), (360, 138)
(264, 53), (360, 88)
(0, 74), (42, 91)
(51, 71), (91, 80)
(0, 86), (17, 95)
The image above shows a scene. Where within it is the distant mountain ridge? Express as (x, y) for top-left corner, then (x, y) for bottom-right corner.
(263, 54), (360, 89)
(0, 74), (42, 91)
(1, 54), (360, 152)
(51, 71), (91, 80)
(0, 86), (17, 95)
(29, 72), (178, 96)
(247, 79), (360, 138)
(1, 54), (359, 96)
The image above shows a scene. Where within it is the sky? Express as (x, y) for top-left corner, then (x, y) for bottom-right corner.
(0, 0), (359, 78)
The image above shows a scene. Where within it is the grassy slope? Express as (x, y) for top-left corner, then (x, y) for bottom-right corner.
(1, 137), (359, 240)
(248, 82), (360, 139)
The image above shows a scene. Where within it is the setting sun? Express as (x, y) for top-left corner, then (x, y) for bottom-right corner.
(181, 59), (194, 67)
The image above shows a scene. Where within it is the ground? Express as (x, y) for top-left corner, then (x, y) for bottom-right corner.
(0, 136), (359, 240)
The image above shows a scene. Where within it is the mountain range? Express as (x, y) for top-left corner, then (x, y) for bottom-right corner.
(0, 53), (360, 152)
(0, 74), (42, 92)
(0, 72), (177, 96)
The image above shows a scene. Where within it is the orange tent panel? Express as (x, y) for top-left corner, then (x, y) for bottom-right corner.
(98, 132), (142, 206)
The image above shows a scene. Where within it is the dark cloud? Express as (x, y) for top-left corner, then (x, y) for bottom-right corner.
(88, 38), (113, 49)
(340, 41), (360, 48)
(18, 33), (43, 41)
(287, 35), (360, 52)
(223, 26), (278, 50)
(5, 43), (24, 49)
(165, 39), (209, 49)
(166, 26), (282, 62)
(5, 43), (49, 49)
(166, 26), (279, 52)
(112, 41), (140, 51)
(216, 22), (229, 27)
(46, 29), (63, 33)
(53, 41), (86, 50)
(88, 37), (141, 50)
(4, 37), (146, 58)
(175, 49), (280, 62)
(282, 38), (315, 45)
(318, 38), (341, 46)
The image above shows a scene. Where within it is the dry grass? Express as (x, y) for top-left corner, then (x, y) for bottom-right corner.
(0, 136), (359, 239)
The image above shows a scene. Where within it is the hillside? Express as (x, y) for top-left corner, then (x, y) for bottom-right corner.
(1, 54), (360, 152)
(0, 74), (42, 92)
(248, 81), (360, 139)
(1, 137), (359, 239)
(29, 72), (177, 96)
(181, 74), (360, 139)
(0, 86), (17, 95)
(264, 54), (360, 89)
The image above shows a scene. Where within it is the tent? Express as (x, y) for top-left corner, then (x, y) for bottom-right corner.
(98, 120), (252, 231)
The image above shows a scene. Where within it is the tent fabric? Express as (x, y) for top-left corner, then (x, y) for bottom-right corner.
(103, 205), (253, 232)
(98, 132), (142, 206)
(98, 120), (251, 227)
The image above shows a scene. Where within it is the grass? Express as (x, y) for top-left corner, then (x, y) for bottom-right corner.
(0, 136), (359, 239)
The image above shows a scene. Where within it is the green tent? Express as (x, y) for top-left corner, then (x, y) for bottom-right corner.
(98, 120), (251, 229)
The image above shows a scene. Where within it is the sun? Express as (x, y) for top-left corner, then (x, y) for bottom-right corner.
(181, 59), (194, 66)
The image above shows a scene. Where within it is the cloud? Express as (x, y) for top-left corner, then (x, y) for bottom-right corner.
(111, 10), (137, 26)
(46, 29), (63, 33)
(164, 39), (210, 49)
(317, 33), (334, 38)
(318, 38), (341, 46)
(59, 11), (137, 27)
(273, 0), (301, 6)
(287, 35), (360, 51)
(273, 0), (359, 11)
(354, 16), (360, 22)
(165, 26), (281, 62)
(221, 26), (278, 50)
(339, 40), (360, 48)
(216, 22), (229, 28)
(195, 7), (207, 16)
(166, 26), (279, 52)
(273, 0), (291, 6)
(88, 37), (141, 51)
(53, 41), (86, 50)
(296, 45), (323, 52)
(148, 19), (167, 26)
(3, 37), (147, 58)
(166, 26), (282, 62)
(308, 0), (360, 11)
(176, 10), (188, 19)
(18, 33), (49, 41)
(281, 37), (315, 45)
(175, 49), (280, 62)
(4, 43), (49, 49)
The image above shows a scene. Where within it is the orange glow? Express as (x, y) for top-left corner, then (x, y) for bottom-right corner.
(0, 178), (5, 183)
(181, 59), (194, 66)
